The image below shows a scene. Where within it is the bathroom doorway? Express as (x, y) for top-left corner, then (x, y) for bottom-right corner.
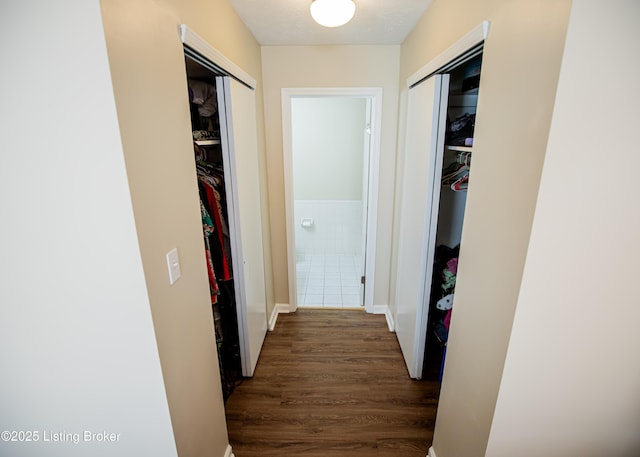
(282, 88), (382, 313)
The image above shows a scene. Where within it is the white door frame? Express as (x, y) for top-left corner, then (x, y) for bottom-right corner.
(281, 87), (383, 314)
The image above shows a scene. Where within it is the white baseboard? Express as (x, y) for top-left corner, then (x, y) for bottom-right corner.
(373, 304), (389, 315)
(428, 445), (437, 457)
(385, 307), (395, 332)
(224, 444), (234, 457)
(372, 304), (395, 332)
(269, 303), (291, 330)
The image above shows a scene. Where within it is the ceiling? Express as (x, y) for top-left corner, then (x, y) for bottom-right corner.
(228, 0), (433, 46)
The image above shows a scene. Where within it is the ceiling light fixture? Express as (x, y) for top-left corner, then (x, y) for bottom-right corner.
(310, 0), (356, 28)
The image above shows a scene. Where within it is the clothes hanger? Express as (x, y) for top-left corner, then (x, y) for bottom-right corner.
(442, 164), (468, 186)
(451, 171), (469, 191)
(442, 160), (463, 177)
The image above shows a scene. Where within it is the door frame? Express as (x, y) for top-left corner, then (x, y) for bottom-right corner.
(281, 87), (383, 314)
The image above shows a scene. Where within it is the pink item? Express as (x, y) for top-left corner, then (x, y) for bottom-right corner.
(444, 309), (452, 331)
(446, 257), (458, 275)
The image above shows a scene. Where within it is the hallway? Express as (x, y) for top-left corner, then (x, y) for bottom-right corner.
(225, 310), (439, 456)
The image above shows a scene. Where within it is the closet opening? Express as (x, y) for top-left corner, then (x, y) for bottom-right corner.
(422, 53), (483, 381)
(394, 23), (487, 382)
(184, 54), (243, 402)
(182, 33), (269, 399)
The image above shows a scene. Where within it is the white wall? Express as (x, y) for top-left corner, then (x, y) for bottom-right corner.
(486, 2), (640, 456)
(294, 200), (363, 257)
(292, 97), (366, 200)
(0, 1), (177, 456)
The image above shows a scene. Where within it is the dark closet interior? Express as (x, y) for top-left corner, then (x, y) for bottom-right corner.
(422, 55), (483, 381)
(184, 55), (243, 401)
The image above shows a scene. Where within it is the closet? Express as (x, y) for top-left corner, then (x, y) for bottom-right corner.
(422, 55), (481, 380)
(395, 48), (483, 380)
(182, 42), (268, 400)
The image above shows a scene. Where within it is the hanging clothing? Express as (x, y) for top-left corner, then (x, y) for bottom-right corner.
(197, 162), (233, 281)
(189, 80), (217, 117)
(200, 200), (220, 303)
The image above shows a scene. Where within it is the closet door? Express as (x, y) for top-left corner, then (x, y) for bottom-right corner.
(217, 76), (268, 377)
(394, 74), (449, 378)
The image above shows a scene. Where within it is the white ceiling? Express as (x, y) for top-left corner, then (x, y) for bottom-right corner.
(228, 0), (433, 46)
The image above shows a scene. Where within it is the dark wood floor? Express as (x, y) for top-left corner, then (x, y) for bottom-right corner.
(225, 309), (440, 457)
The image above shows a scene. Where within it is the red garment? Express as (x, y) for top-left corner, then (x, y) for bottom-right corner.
(202, 181), (232, 281)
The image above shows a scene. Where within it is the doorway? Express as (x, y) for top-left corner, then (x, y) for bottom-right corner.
(282, 88), (382, 313)
(291, 97), (368, 309)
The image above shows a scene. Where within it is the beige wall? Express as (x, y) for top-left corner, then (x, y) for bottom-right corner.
(261, 45), (400, 307)
(101, 0), (268, 455)
(486, 2), (640, 456)
(0, 0), (177, 455)
(155, 0), (276, 320)
(155, 0), (261, 80)
(397, 1), (571, 455)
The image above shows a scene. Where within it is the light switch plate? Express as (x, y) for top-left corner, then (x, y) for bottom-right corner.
(166, 248), (181, 285)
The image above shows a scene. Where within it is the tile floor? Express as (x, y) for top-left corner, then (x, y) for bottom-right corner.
(296, 254), (363, 308)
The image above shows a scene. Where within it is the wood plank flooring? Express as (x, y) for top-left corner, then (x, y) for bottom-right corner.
(225, 309), (440, 457)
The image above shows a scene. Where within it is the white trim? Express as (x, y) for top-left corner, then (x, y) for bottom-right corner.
(180, 25), (257, 90)
(268, 303), (292, 331)
(428, 446), (437, 457)
(281, 92), (298, 313)
(364, 92), (382, 314)
(224, 444), (235, 457)
(373, 305), (395, 332)
(372, 305), (387, 315)
(407, 21), (490, 88)
(412, 75), (449, 379)
(281, 88), (382, 315)
(385, 307), (395, 332)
